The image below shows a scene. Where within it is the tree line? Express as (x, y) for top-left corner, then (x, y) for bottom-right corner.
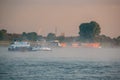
(0, 21), (120, 47)
(0, 29), (65, 42)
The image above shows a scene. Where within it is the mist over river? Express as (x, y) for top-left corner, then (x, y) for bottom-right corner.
(0, 47), (120, 80)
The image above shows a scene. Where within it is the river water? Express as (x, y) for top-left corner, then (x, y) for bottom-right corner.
(0, 47), (120, 80)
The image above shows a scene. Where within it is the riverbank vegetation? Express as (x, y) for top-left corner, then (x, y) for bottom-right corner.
(0, 21), (120, 47)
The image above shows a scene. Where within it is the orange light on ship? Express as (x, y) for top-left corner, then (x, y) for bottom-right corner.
(60, 43), (67, 47)
(90, 43), (100, 48)
(72, 43), (80, 48)
(81, 43), (101, 48)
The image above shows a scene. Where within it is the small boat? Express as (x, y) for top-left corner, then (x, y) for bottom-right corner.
(8, 41), (32, 51)
(32, 46), (52, 51)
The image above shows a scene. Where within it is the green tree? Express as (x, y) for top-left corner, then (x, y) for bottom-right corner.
(27, 32), (38, 41)
(0, 29), (7, 40)
(46, 33), (56, 41)
(57, 36), (65, 42)
(115, 36), (120, 46)
(117, 36), (120, 41)
(0, 31), (4, 40)
(79, 21), (101, 42)
(22, 32), (27, 40)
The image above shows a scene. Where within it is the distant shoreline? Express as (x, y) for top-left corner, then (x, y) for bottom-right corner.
(0, 41), (11, 46)
(0, 40), (120, 48)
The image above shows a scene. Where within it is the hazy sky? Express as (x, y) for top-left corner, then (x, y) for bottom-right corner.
(0, 0), (120, 37)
